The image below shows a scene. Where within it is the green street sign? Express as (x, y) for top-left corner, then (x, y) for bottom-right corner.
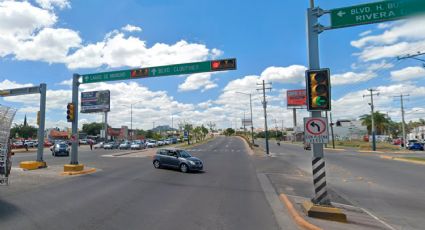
(330, 0), (425, 29)
(81, 59), (236, 84)
(82, 70), (131, 84)
(148, 61), (211, 77)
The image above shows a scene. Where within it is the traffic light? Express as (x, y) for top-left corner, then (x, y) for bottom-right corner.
(67, 103), (75, 122)
(211, 58), (237, 71)
(37, 111), (40, 126)
(130, 68), (149, 78)
(306, 69), (331, 111)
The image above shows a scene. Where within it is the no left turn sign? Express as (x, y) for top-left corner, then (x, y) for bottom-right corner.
(304, 117), (329, 144)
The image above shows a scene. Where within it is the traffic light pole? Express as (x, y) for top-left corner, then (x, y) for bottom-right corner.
(71, 74), (80, 165)
(307, 5), (330, 205)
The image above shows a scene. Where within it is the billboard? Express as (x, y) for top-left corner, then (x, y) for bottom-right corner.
(81, 90), (110, 113)
(242, 119), (253, 126)
(287, 89), (307, 107)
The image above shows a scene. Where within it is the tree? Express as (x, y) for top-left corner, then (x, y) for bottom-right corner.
(223, 128), (235, 136)
(10, 124), (38, 139)
(360, 112), (391, 135)
(82, 122), (104, 136)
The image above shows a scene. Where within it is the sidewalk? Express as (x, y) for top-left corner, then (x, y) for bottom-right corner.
(252, 149), (392, 230)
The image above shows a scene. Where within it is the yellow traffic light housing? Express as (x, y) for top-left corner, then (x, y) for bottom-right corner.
(67, 103), (75, 122)
(37, 111), (40, 125)
(306, 69), (331, 111)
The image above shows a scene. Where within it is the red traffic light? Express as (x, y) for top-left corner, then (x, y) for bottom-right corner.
(131, 68), (149, 78)
(210, 59), (237, 71)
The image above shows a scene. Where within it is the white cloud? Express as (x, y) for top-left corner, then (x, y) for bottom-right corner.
(351, 17), (425, 62)
(359, 30), (372, 37)
(260, 65), (307, 84)
(0, 79), (34, 89)
(15, 28), (81, 62)
(66, 33), (221, 69)
(332, 71), (377, 86)
(391, 66), (425, 81)
(35, 0), (70, 10)
(0, 1), (57, 39)
(178, 73), (217, 92)
(121, 24), (142, 32)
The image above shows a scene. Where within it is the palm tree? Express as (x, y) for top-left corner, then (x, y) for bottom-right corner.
(360, 112), (391, 135)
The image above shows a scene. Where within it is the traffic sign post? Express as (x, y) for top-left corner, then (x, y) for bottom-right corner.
(304, 118), (329, 144)
(330, 0), (425, 29)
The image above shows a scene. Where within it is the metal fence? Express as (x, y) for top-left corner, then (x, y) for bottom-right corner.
(0, 105), (17, 185)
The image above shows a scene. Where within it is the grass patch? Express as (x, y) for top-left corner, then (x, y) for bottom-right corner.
(400, 157), (425, 162)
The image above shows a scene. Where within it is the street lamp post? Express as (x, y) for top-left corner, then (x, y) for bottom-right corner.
(126, 101), (142, 140)
(236, 92), (255, 145)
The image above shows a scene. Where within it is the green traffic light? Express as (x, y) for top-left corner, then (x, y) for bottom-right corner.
(314, 96), (328, 106)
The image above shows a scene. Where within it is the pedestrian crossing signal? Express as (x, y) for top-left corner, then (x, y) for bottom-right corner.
(211, 59), (237, 71)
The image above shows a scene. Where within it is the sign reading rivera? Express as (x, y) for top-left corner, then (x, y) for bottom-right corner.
(81, 90), (110, 113)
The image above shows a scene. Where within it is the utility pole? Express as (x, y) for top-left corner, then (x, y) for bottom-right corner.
(363, 89), (380, 151)
(398, 51), (425, 67)
(257, 80), (272, 155)
(394, 94), (409, 148)
(236, 92), (255, 145)
(330, 112), (335, 149)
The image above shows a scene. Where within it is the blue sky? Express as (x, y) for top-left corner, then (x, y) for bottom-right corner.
(1, 0), (425, 130)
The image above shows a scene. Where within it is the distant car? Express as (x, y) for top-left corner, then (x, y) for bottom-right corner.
(24, 141), (35, 148)
(164, 139), (172, 145)
(408, 143), (424, 151)
(407, 140), (419, 148)
(157, 140), (164, 146)
(52, 143), (70, 156)
(103, 142), (113, 149)
(153, 148), (203, 173)
(12, 141), (24, 148)
(119, 141), (131, 150)
(146, 140), (157, 148)
(94, 142), (104, 149)
(130, 141), (143, 150)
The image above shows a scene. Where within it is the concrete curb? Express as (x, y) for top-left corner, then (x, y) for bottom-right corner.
(358, 150), (384, 154)
(324, 148), (346, 151)
(279, 193), (322, 230)
(112, 149), (147, 157)
(62, 168), (97, 176)
(235, 136), (254, 156)
(380, 155), (425, 165)
(19, 161), (47, 170)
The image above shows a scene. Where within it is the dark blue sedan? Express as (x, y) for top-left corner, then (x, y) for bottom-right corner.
(408, 143), (424, 151)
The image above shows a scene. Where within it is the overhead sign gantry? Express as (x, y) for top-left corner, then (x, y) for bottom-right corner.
(66, 59), (237, 172)
(0, 84), (47, 170)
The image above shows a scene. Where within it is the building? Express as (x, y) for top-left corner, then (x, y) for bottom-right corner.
(332, 120), (367, 141)
(408, 126), (425, 141)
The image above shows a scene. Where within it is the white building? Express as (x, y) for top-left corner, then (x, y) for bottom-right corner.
(332, 120), (367, 141)
(408, 126), (425, 141)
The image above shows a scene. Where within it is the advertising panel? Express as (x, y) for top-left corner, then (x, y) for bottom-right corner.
(81, 90), (110, 113)
(287, 89), (307, 107)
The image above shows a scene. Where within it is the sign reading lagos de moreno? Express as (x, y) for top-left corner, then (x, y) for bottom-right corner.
(81, 59), (237, 84)
(330, 0), (425, 29)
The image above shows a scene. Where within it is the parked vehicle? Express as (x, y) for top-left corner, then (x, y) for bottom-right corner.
(51, 143), (70, 156)
(119, 141), (131, 150)
(407, 140), (419, 148)
(130, 141), (143, 150)
(24, 140), (35, 148)
(153, 148), (203, 173)
(146, 140), (157, 148)
(164, 139), (172, 145)
(94, 142), (104, 149)
(303, 142), (311, 150)
(408, 143), (424, 151)
(157, 140), (164, 146)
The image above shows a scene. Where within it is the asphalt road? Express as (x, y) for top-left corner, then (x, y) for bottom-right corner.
(0, 137), (281, 230)
(260, 140), (425, 230)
